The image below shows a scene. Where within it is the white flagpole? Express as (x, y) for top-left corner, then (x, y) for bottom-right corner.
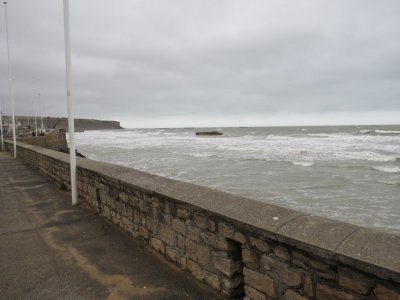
(33, 96), (37, 136)
(0, 103), (4, 151)
(3, 2), (16, 158)
(63, 0), (77, 205)
(39, 92), (43, 132)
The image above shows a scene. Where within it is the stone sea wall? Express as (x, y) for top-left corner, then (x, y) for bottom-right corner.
(4, 141), (400, 299)
(16, 129), (68, 151)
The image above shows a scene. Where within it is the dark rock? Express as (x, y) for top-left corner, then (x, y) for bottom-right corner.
(196, 131), (223, 136)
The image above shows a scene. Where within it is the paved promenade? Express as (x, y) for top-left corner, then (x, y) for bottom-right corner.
(0, 152), (221, 299)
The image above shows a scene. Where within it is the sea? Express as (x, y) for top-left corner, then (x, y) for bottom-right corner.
(74, 125), (400, 235)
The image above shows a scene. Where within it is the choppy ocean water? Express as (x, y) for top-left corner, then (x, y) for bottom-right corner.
(75, 125), (400, 234)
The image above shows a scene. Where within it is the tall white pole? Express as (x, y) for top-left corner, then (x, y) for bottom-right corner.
(38, 92), (43, 132)
(0, 103), (4, 151)
(63, 0), (77, 206)
(33, 96), (37, 136)
(3, 2), (16, 158)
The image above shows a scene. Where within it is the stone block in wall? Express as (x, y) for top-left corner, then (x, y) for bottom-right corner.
(99, 189), (108, 205)
(176, 234), (185, 253)
(163, 214), (172, 225)
(146, 217), (158, 235)
(119, 191), (129, 203)
(284, 289), (308, 300)
(138, 226), (149, 239)
(338, 267), (374, 295)
(250, 237), (271, 254)
(166, 246), (180, 263)
(186, 260), (221, 290)
(304, 275), (314, 297)
(222, 275), (243, 292)
(177, 207), (191, 219)
(150, 198), (161, 219)
(292, 251), (336, 280)
(140, 212), (146, 227)
(115, 201), (127, 217)
(100, 192), (115, 210)
(232, 231), (246, 243)
(218, 222), (235, 238)
(218, 222), (245, 243)
(164, 201), (176, 217)
(128, 192), (140, 208)
(186, 239), (211, 268)
(211, 255), (241, 277)
(171, 218), (187, 235)
(243, 267), (276, 298)
(193, 213), (209, 230)
(261, 255), (301, 287)
(208, 220), (216, 232)
(125, 206), (133, 222)
(77, 181), (84, 192)
(374, 284), (400, 300)
(187, 221), (201, 242)
(150, 238), (165, 255)
(242, 248), (257, 264)
(159, 224), (176, 247)
(316, 283), (357, 300)
(102, 205), (111, 219)
(88, 185), (97, 200)
(244, 285), (267, 300)
(273, 245), (290, 261)
(139, 198), (150, 213)
(109, 187), (119, 200)
(201, 231), (231, 251)
(133, 210), (140, 226)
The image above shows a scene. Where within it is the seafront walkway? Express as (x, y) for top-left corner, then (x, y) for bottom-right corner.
(0, 151), (220, 299)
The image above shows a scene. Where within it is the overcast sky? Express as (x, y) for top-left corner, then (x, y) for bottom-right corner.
(0, 0), (399, 128)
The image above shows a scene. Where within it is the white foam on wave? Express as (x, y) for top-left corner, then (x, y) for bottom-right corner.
(306, 133), (331, 138)
(292, 161), (315, 167)
(375, 130), (400, 134)
(338, 151), (397, 162)
(359, 129), (372, 134)
(266, 134), (293, 140)
(372, 166), (400, 173)
(182, 152), (215, 158)
(378, 180), (400, 185)
(76, 128), (400, 164)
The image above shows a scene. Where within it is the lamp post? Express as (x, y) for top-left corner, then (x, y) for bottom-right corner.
(38, 92), (43, 133)
(63, 0), (77, 205)
(0, 103), (4, 151)
(3, 1), (16, 158)
(33, 96), (37, 136)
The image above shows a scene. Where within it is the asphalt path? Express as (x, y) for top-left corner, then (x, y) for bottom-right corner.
(0, 151), (221, 299)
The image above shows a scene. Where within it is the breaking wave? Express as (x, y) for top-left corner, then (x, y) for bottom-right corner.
(372, 166), (400, 173)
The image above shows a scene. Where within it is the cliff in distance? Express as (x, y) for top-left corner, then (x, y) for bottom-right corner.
(9, 116), (123, 131)
(53, 118), (123, 131)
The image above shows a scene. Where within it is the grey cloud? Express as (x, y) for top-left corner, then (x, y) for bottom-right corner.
(0, 0), (399, 127)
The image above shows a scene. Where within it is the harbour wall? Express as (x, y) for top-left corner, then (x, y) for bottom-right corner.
(4, 140), (400, 299)
(16, 129), (68, 152)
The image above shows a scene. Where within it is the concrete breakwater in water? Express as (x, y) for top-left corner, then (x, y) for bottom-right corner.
(4, 140), (400, 299)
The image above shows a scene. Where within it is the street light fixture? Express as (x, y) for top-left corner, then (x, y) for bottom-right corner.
(3, 1), (17, 158)
(63, 0), (78, 205)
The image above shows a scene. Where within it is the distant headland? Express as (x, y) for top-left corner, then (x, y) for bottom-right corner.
(2, 116), (123, 132)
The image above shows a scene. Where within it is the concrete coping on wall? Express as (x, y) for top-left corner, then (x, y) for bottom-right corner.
(8, 140), (400, 284)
